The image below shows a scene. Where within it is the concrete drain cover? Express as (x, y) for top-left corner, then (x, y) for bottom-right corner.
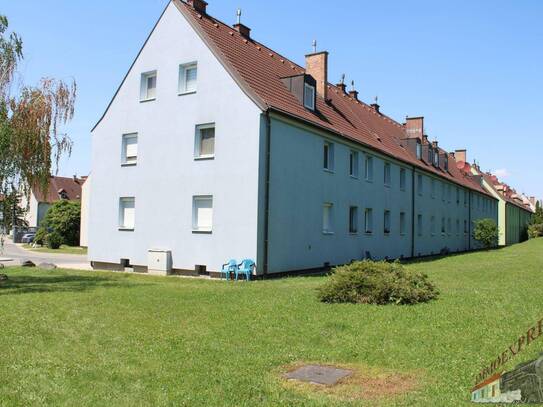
(285, 365), (353, 385)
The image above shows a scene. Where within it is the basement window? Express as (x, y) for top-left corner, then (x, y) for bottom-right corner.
(304, 83), (315, 110)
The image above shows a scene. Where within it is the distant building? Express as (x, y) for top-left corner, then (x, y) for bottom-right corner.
(20, 176), (84, 228)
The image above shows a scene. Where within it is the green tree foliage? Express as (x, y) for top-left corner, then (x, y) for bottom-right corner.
(0, 15), (76, 233)
(0, 189), (27, 231)
(532, 200), (543, 225)
(318, 260), (439, 305)
(473, 218), (499, 249)
(38, 200), (81, 247)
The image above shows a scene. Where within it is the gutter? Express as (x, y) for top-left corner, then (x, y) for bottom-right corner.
(262, 111), (271, 276)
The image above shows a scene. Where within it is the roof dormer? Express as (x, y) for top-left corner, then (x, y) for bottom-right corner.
(281, 74), (317, 111)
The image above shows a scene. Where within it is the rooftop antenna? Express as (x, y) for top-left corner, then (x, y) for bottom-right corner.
(351, 80), (355, 91)
(312, 40), (317, 53)
(340, 74), (345, 85)
(374, 95), (379, 104)
(236, 8), (242, 25)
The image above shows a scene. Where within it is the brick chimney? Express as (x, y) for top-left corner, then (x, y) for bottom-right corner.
(348, 81), (359, 101)
(188, 0), (207, 14)
(405, 117), (424, 139)
(455, 149), (467, 163)
(305, 51), (328, 100)
(432, 140), (438, 149)
(337, 74), (347, 93)
(530, 196), (536, 206)
(233, 23), (251, 38)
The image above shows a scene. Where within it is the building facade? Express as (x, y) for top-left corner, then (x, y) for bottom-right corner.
(89, 0), (504, 276)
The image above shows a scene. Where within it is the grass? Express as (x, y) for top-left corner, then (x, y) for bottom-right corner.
(22, 244), (87, 255)
(1, 239), (543, 406)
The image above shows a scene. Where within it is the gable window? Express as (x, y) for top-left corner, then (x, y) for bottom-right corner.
(384, 210), (391, 234)
(365, 155), (374, 181)
(400, 212), (406, 235)
(349, 206), (358, 234)
(323, 141), (334, 171)
(417, 214), (423, 237)
(192, 196), (213, 232)
(119, 197), (135, 230)
(304, 83), (316, 110)
(364, 208), (373, 234)
(349, 150), (359, 177)
(323, 203), (333, 234)
(416, 141), (422, 160)
(179, 63), (198, 94)
(400, 168), (406, 191)
(384, 163), (391, 186)
(195, 123), (215, 159)
(417, 174), (423, 196)
(121, 133), (138, 166)
(140, 71), (157, 101)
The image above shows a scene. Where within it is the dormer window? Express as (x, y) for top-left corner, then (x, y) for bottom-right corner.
(304, 83), (315, 110)
(428, 148), (433, 163)
(444, 157), (449, 171)
(434, 150), (439, 167)
(416, 140), (422, 160)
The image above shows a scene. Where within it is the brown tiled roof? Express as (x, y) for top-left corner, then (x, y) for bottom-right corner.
(175, 0), (493, 197)
(482, 172), (533, 212)
(33, 176), (83, 203)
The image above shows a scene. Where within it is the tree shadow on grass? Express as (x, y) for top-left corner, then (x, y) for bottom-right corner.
(0, 274), (146, 296)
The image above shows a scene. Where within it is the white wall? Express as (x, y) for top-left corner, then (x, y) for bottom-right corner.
(89, 2), (262, 272)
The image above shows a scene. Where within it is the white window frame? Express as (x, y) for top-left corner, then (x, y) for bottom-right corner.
(194, 123), (215, 159)
(323, 203), (334, 234)
(179, 62), (198, 95)
(304, 83), (315, 110)
(349, 206), (358, 234)
(323, 141), (334, 171)
(365, 155), (374, 182)
(121, 133), (138, 166)
(192, 195), (213, 233)
(364, 208), (373, 234)
(119, 197), (135, 231)
(349, 150), (359, 178)
(140, 71), (157, 101)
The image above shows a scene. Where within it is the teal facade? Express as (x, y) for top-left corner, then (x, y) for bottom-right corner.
(506, 203), (532, 245)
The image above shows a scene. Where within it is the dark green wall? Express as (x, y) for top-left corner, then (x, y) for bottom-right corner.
(506, 203), (532, 245)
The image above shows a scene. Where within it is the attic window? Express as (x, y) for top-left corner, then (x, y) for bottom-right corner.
(434, 150), (439, 167)
(416, 140), (422, 160)
(304, 83), (315, 110)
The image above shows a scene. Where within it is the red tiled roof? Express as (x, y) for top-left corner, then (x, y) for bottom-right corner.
(482, 172), (533, 212)
(175, 0), (493, 197)
(33, 176), (83, 203)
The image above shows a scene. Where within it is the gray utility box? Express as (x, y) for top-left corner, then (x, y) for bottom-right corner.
(148, 249), (172, 275)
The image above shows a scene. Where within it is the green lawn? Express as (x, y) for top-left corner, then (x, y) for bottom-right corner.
(1, 239), (543, 406)
(23, 244), (87, 255)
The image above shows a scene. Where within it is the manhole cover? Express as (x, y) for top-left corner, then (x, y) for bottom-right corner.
(285, 365), (353, 385)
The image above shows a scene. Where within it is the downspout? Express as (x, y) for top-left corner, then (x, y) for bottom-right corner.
(262, 111), (271, 276)
(411, 167), (416, 258)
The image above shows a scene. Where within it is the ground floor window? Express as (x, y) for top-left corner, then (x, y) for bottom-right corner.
(193, 196), (213, 232)
(119, 197), (135, 230)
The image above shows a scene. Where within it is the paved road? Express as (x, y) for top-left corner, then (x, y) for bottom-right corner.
(0, 238), (91, 270)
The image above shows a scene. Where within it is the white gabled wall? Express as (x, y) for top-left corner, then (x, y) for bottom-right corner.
(89, 2), (262, 272)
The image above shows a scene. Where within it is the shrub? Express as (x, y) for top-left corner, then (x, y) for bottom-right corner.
(473, 218), (499, 249)
(528, 224), (543, 239)
(317, 260), (439, 305)
(34, 227), (47, 246)
(46, 231), (63, 250)
(40, 200), (81, 246)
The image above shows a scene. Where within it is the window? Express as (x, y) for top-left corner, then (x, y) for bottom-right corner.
(349, 206), (358, 234)
(179, 63), (197, 94)
(304, 83), (316, 110)
(417, 174), (423, 196)
(119, 197), (135, 230)
(430, 216), (436, 235)
(442, 182), (446, 201)
(384, 210), (391, 234)
(477, 195), (481, 209)
(434, 150), (439, 167)
(431, 178), (436, 198)
(448, 218), (452, 235)
(365, 155), (374, 181)
(456, 219), (460, 235)
(400, 212), (406, 235)
(323, 141), (334, 171)
(195, 124), (215, 159)
(121, 133), (138, 165)
(444, 157), (449, 172)
(323, 203), (333, 234)
(140, 71), (157, 101)
(384, 163), (391, 186)
(441, 217), (446, 234)
(364, 208), (373, 234)
(428, 148), (433, 164)
(464, 220), (468, 234)
(416, 141), (422, 160)
(349, 151), (359, 177)
(464, 190), (468, 207)
(192, 196), (213, 232)
(417, 214), (423, 237)
(400, 168), (406, 191)
(456, 187), (460, 204)
(448, 185), (452, 203)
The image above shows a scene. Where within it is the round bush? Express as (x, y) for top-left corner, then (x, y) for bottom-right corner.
(46, 231), (63, 250)
(317, 260), (439, 305)
(528, 224), (543, 239)
(473, 218), (499, 249)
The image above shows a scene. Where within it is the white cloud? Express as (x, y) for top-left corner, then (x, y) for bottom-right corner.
(493, 169), (510, 178)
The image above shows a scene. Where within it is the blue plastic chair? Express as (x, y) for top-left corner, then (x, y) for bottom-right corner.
(221, 259), (237, 280)
(236, 259), (255, 281)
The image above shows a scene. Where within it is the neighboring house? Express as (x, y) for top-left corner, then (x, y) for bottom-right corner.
(89, 0), (501, 277)
(20, 176), (83, 228)
(80, 174), (91, 247)
(462, 157), (533, 246)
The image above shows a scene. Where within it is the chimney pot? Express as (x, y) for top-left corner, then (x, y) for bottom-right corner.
(370, 103), (380, 113)
(305, 51), (328, 100)
(188, 0), (208, 14)
(405, 117), (424, 139)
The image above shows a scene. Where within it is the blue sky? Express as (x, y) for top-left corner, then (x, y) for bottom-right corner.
(3, 0), (542, 199)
